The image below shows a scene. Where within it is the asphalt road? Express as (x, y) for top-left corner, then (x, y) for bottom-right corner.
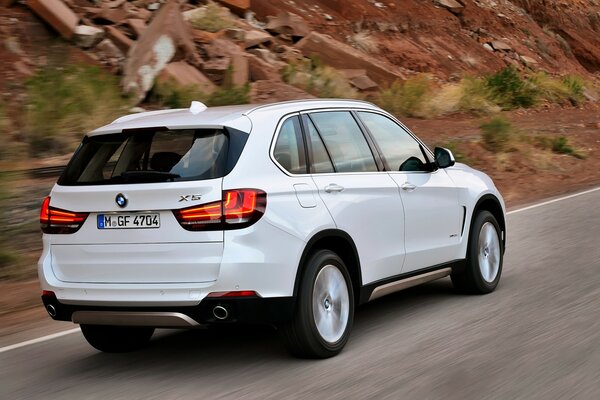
(2, 188), (599, 399)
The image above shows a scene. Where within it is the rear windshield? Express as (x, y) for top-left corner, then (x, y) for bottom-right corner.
(58, 128), (247, 185)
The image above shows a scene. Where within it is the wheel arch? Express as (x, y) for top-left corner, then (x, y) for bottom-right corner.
(293, 229), (362, 304)
(472, 194), (506, 249)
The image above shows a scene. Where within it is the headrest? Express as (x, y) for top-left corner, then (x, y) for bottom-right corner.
(150, 152), (182, 172)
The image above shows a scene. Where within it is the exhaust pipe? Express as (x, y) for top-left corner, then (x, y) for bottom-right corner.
(46, 304), (57, 317)
(212, 305), (229, 320)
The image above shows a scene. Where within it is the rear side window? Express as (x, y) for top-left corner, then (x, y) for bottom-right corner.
(303, 116), (334, 173)
(309, 111), (378, 173)
(59, 128), (247, 185)
(273, 116), (307, 174)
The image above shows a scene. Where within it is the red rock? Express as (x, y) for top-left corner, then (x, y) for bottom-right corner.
(159, 61), (217, 94)
(105, 25), (133, 53)
(123, 0), (202, 101)
(127, 19), (146, 38)
(295, 32), (405, 86)
(250, 80), (315, 103)
(350, 75), (378, 91)
(244, 30), (272, 48)
(0, 0), (16, 7)
(230, 52), (249, 86)
(27, 0), (80, 39)
(265, 11), (310, 39)
(215, 0), (249, 16)
(246, 54), (282, 82)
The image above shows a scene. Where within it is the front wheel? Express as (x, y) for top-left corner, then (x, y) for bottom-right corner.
(80, 324), (155, 353)
(452, 210), (503, 294)
(281, 250), (354, 358)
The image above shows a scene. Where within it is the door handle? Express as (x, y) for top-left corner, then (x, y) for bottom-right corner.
(401, 182), (417, 191)
(325, 183), (345, 193)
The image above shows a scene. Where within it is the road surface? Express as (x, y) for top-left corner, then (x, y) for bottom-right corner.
(2, 188), (599, 399)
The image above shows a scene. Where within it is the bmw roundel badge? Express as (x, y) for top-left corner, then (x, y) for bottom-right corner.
(115, 193), (128, 208)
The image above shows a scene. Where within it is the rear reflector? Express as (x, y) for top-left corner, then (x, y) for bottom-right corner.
(207, 291), (259, 298)
(40, 196), (89, 234)
(42, 290), (56, 298)
(173, 189), (266, 231)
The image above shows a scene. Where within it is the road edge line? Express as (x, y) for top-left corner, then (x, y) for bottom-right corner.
(507, 186), (600, 215)
(0, 328), (80, 354)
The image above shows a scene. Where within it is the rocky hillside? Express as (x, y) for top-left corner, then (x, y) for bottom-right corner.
(1, 0), (600, 105)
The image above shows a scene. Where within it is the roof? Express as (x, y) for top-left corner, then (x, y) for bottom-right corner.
(89, 99), (380, 136)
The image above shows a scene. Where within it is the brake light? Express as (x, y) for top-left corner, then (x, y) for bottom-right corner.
(40, 196), (89, 234)
(173, 189), (266, 231)
(207, 290), (259, 298)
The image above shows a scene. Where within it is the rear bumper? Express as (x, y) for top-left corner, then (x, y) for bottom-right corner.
(42, 293), (295, 326)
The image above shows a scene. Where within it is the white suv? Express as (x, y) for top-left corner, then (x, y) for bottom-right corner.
(39, 99), (506, 358)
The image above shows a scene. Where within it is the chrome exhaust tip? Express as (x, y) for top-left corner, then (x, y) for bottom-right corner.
(212, 305), (229, 320)
(46, 304), (57, 317)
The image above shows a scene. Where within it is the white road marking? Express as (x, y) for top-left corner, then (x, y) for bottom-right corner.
(0, 328), (80, 354)
(1, 185), (599, 354)
(507, 186), (600, 215)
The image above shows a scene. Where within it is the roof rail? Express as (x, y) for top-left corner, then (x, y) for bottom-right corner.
(243, 99), (377, 115)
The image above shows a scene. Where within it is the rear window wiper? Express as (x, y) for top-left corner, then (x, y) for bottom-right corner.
(117, 171), (181, 183)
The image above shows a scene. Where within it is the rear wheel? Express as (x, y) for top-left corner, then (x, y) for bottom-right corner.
(80, 325), (154, 353)
(452, 210), (503, 294)
(282, 250), (354, 358)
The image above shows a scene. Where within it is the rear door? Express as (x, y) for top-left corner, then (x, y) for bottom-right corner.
(303, 111), (406, 284)
(47, 127), (245, 283)
(356, 111), (462, 273)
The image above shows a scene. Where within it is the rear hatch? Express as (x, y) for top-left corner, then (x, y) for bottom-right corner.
(46, 127), (247, 284)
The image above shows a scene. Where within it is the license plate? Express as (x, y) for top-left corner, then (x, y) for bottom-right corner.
(97, 213), (160, 229)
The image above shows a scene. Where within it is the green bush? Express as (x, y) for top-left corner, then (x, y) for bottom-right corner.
(377, 76), (431, 117)
(485, 66), (538, 109)
(25, 64), (130, 156)
(480, 116), (515, 152)
(562, 75), (585, 104)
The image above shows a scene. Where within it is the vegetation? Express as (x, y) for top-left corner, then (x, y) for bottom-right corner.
(535, 135), (586, 159)
(150, 79), (250, 109)
(282, 58), (358, 99)
(484, 66), (538, 110)
(480, 116), (516, 153)
(24, 64), (131, 156)
(376, 75), (431, 117)
(188, 1), (236, 33)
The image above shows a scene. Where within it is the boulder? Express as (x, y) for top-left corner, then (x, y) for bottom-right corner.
(105, 25), (133, 53)
(520, 55), (539, 66)
(127, 19), (147, 38)
(250, 80), (315, 103)
(295, 32), (406, 86)
(73, 25), (105, 49)
(265, 12), (310, 39)
(203, 38), (248, 86)
(246, 54), (282, 82)
(349, 75), (378, 91)
(159, 61), (217, 94)
(215, 0), (250, 16)
(491, 41), (512, 51)
(435, 0), (465, 15)
(122, 0), (202, 101)
(27, 0), (79, 39)
(244, 30), (273, 48)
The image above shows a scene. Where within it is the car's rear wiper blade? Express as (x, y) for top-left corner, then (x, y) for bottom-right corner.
(118, 171), (181, 183)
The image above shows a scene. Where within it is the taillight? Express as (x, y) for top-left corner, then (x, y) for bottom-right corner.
(206, 290), (259, 298)
(40, 196), (89, 234)
(173, 189), (266, 231)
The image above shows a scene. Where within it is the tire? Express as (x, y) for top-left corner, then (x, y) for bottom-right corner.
(452, 210), (503, 294)
(80, 324), (155, 353)
(281, 250), (354, 358)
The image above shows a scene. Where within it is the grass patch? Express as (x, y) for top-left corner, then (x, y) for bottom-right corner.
(349, 31), (378, 53)
(25, 64), (131, 156)
(150, 78), (250, 109)
(480, 116), (517, 152)
(282, 58), (358, 99)
(425, 76), (500, 116)
(536, 135), (586, 159)
(188, 1), (236, 33)
(485, 66), (538, 110)
(376, 75), (431, 117)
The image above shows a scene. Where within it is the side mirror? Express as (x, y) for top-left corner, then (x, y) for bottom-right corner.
(434, 147), (455, 168)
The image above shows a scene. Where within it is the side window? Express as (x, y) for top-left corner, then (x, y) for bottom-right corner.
(273, 116), (307, 174)
(309, 111), (378, 173)
(304, 117), (335, 173)
(358, 112), (430, 172)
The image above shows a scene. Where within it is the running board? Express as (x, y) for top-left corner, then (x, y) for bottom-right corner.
(72, 311), (203, 328)
(368, 267), (452, 302)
